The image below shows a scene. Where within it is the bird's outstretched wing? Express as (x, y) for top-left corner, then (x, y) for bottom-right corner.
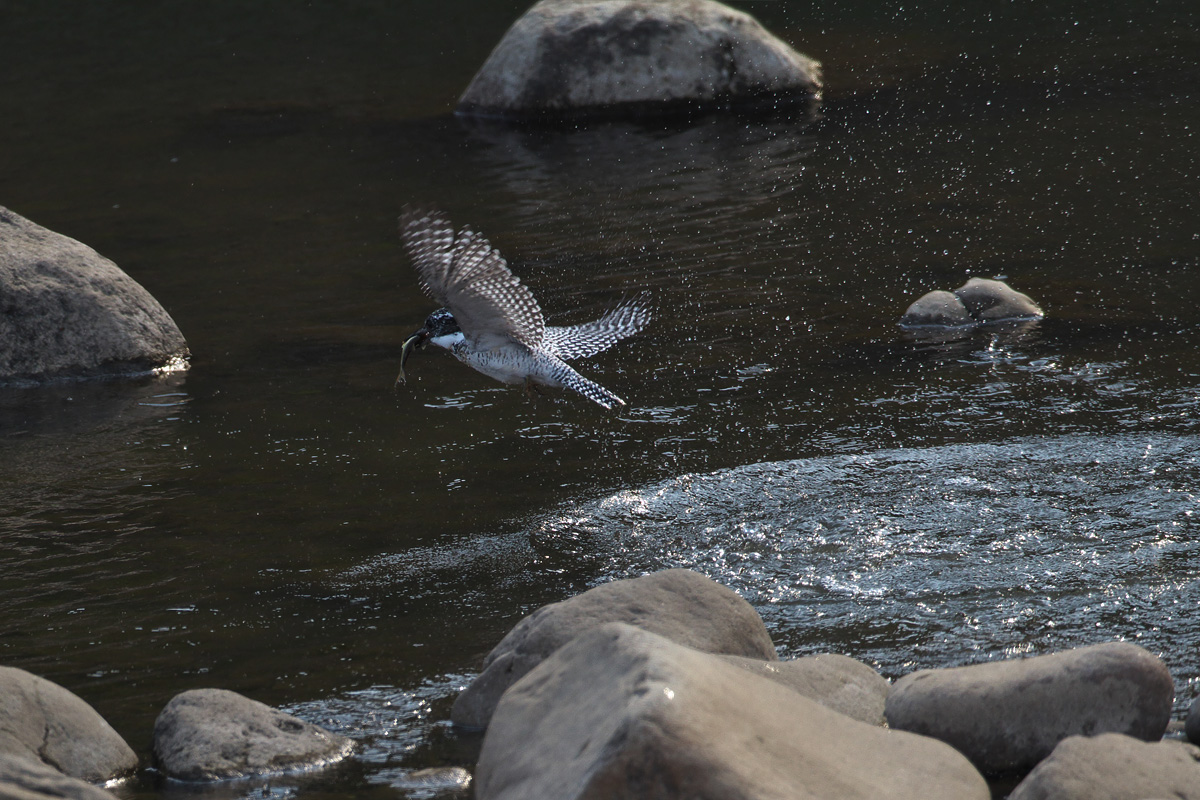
(544, 293), (652, 361)
(400, 207), (545, 351)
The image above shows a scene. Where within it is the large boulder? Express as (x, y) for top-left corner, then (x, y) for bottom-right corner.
(476, 623), (988, 800)
(456, 0), (822, 119)
(885, 642), (1174, 775)
(451, 569), (778, 728)
(0, 206), (188, 383)
(152, 689), (353, 781)
(0, 755), (119, 800)
(0, 667), (137, 782)
(718, 653), (890, 726)
(1007, 733), (1200, 800)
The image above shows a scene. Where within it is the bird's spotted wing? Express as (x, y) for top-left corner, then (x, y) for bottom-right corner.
(400, 208), (544, 351)
(543, 292), (652, 361)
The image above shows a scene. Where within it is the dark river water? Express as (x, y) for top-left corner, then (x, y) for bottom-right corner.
(2, 1), (1198, 797)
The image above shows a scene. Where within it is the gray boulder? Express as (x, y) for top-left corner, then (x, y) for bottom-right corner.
(152, 688), (353, 781)
(0, 206), (188, 383)
(954, 277), (1043, 321)
(719, 652), (890, 726)
(1008, 733), (1200, 800)
(457, 0), (822, 119)
(476, 623), (988, 800)
(0, 755), (119, 800)
(451, 569), (777, 728)
(885, 642), (1174, 775)
(0, 667), (136, 782)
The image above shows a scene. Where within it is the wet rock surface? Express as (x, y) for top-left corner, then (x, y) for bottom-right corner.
(1007, 733), (1200, 800)
(885, 641), (1174, 775)
(0, 206), (188, 383)
(456, 0), (822, 119)
(450, 568), (778, 728)
(475, 623), (988, 800)
(0, 667), (137, 783)
(152, 688), (353, 781)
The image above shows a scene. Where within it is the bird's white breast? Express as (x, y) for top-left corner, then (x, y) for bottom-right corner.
(429, 331), (466, 350)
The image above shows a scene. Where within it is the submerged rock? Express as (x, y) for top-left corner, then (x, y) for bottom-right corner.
(152, 688), (353, 781)
(900, 277), (1042, 327)
(451, 568), (777, 729)
(0, 666), (137, 783)
(719, 652), (890, 726)
(476, 623), (988, 800)
(456, 0), (822, 120)
(0, 755), (120, 800)
(0, 206), (188, 383)
(1007, 733), (1200, 800)
(885, 642), (1174, 775)
(390, 766), (473, 794)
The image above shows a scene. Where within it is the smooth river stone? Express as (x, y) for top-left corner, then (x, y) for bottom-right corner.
(1008, 733), (1200, 800)
(457, 0), (822, 119)
(0, 206), (188, 382)
(153, 689), (353, 781)
(0, 666), (137, 783)
(885, 641), (1174, 775)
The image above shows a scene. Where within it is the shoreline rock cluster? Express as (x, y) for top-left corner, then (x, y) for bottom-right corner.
(3, 569), (1200, 800)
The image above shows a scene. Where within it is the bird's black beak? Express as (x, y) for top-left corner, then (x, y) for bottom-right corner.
(396, 328), (430, 385)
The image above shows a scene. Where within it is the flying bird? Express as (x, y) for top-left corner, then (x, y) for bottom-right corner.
(397, 208), (651, 409)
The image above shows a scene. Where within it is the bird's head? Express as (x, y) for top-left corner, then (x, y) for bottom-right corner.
(396, 307), (462, 385)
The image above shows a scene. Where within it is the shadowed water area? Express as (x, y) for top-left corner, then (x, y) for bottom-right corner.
(1, 0), (1198, 797)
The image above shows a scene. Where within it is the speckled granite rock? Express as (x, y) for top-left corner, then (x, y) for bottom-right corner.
(457, 0), (822, 119)
(0, 206), (188, 383)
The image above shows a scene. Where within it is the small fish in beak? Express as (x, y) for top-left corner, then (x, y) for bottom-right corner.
(396, 329), (429, 385)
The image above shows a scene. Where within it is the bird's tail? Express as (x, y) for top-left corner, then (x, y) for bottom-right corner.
(555, 362), (626, 410)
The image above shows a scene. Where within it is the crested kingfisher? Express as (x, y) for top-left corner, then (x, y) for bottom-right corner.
(396, 208), (651, 409)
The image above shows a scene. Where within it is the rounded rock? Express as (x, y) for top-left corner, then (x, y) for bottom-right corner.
(0, 666), (137, 783)
(1008, 733), (1200, 800)
(0, 206), (188, 383)
(152, 688), (353, 781)
(476, 623), (987, 800)
(885, 642), (1174, 775)
(457, 0), (822, 119)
